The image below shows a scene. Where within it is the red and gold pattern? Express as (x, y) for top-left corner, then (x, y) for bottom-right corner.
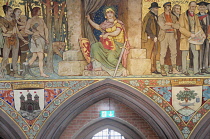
(99, 36), (116, 50)
(79, 38), (91, 63)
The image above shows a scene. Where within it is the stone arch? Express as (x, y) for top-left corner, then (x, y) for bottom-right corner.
(72, 117), (146, 139)
(36, 79), (183, 139)
(0, 110), (26, 139)
(189, 112), (210, 139)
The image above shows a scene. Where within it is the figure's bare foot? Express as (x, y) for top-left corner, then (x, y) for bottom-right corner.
(41, 73), (49, 78)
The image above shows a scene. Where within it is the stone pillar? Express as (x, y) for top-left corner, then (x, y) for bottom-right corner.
(58, 0), (87, 76)
(127, 0), (142, 48)
(66, 0), (82, 50)
(127, 0), (151, 75)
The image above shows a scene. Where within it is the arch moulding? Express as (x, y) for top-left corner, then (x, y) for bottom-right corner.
(37, 79), (183, 139)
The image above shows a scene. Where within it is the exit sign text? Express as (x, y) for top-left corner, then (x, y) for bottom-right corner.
(100, 111), (115, 118)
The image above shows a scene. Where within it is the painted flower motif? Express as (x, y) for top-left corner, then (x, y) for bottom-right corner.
(27, 129), (36, 138)
(182, 116), (191, 122)
(192, 113), (201, 123)
(63, 82), (69, 87)
(141, 87), (148, 93)
(157, 80), (164, 85)
(183, 133), (189, 139)
(46, 82), (53, 87)
(129, 80), (139, 87)
(5, 83), (11, 89)
(165, 106), (172, 112)
(153, 96), (162, 104)
(33, 124), (40, 131)
(203, 86), (210, 101)
(187, 121), (195, 130)
(182, 127), (190, 135)
(204, 104), (210, 110)
(69, 81), (79, 88)
(138, 80), (145, 83)
(157, 80), (170, 85)
(144, 80), (149, 85)
(152, 87), (172, 102)
(149, 80), (158, 86)
(204, 79), (210, 85)
(22, 125), (29, 131)
(66, 89), (73, 96)
(198, 108), (207, 115)
(173, 115), (181, 123)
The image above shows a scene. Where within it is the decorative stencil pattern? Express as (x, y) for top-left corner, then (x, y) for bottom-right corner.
(0, 80), (99, 139)
(120, 79), (210, 139)
(0, 79), (209, 139)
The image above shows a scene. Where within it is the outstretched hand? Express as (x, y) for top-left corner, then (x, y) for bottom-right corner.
(86, 15), (90, 21)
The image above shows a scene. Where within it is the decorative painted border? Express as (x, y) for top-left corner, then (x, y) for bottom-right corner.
(119, 79), (210, 139)
(0, 78), (209, 139)
(0, 80), (100, 139)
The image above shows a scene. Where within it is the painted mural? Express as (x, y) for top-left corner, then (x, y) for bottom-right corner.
(0, 0), (209, 139)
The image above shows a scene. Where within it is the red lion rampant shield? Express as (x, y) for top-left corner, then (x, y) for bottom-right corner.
(79, 38), (91, 63)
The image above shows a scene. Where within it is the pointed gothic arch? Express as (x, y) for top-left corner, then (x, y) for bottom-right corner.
(0, 110), (26, 139)
(36, 79), (182, 139)
(72, 117), (146, 139)
(189, 112), (210, 139)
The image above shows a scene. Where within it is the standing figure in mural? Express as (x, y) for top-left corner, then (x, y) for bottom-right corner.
(197, 2), (210, 74)
(172, 4), (182, 72)
(142, 2), (161, 74)
(0, 5), (28, 78)
(25, 7), (49, 78)
(13, 8), (29, 73)
(164, 4), (182, 73)
(207, 4), (210, 68)
(86, 6), (130, 76)
(179, 1), (205, 75)
(158, 2), (180, 76)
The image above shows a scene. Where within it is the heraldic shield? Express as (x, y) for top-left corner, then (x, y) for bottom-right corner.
(172, 86), (202, 120)
(14, 89), (44, 120)
(79, 38), (91, 63)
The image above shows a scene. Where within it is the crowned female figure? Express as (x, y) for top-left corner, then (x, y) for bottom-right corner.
(86, 6), (130, 76)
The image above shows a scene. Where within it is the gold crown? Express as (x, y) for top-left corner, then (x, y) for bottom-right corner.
(106, 8), (115, 13)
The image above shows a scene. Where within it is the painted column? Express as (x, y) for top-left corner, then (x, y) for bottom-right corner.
(127, 0), (151, 75)
(59, 0), (87, 76)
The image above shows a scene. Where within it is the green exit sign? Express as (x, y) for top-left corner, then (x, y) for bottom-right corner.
(100, 111), (115, 118)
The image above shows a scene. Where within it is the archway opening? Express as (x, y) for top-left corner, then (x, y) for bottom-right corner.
(92, 128), (125, 139)
(37, 79), (183, 139)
